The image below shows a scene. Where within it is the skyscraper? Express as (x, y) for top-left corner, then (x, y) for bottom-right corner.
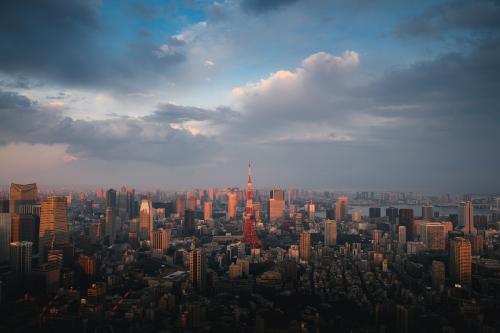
(398, 208), (414, 240)
(431, 260), (446, 290)
(9, 241), (32, 274)
(184, 209), (195, 236)
(105, 189), (117, 209)
(151, 228), (169, 254)
(422, 206), (434, 219)
(299, 232), (311, 263)
(203, 201), (212, 220)
(421, 222), (446, 250)
(450, 237), (472, 287)
(463, 201), (476, 235)
(398, 225), (407, 244)
(226, 192), (237, 220)
(0, 213), (11, 262)
(189, 248), (206, 292)
(39, 196), (68, 258)
(139, 199), (153, 240)
(11, 214), (39, 254)
(9, 183), (38, 214)
(324, 220), (337, 246)
(176, 195), (185, 218)
(268, 189), (285, 222)
(386, 207), (398, 223)
(369, 207), (381, 219)
(105, 206), (116, 241)
(335, 196), (348, 222)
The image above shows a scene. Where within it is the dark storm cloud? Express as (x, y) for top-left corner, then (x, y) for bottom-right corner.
(396, 0), (500, 38)
(0, 0), (186, 90)
(240, 0), (301, 14)
(0, 90), (216, 165)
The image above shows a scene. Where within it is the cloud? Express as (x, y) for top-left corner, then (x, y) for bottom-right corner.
(0, 0), (186, 91)
(0, 89), (218, 165)
(396, 0), (500, 38)
(240, 0), (301, 14)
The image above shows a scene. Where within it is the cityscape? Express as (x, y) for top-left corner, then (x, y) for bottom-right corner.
(1, 0), (500, 332)
(0, 172), (499, 332)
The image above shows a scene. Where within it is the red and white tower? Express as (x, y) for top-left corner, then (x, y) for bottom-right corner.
(242, 161), (260, 248)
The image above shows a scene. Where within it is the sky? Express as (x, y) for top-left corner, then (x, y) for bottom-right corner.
(0, 0), (499, 193)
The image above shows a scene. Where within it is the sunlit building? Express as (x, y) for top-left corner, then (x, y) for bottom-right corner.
(39, 196), (68, 258)
(139, 199), (153, 240)
(450, 237), (472, 287)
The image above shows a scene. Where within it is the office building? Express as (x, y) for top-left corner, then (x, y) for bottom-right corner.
(105, 189), (117, 209)
(268, 189), (285, 222)
(9, 183), (38, 214)
(9, 241), (32, 274)
(189, 248), (206, 291)
(79, 254), (97, 279)
(422, 206), (434, 219)
(431, 260), (445, 290)
(462, 201), (476, 235)
(398, 209), (414, 240)
(369, 207), (381, 219)
(151, 228), (169, 254)
(421, 222), (446, 250)
(203, 201), (212, 220)
(450, 237), (472, 287)
(11, 214), (39, 254)
(176, 195), (185, 218)
(324, 220), (337, 246)
(0, 213), (11, 262)
(299, 232), (311, 262)
(39, 196), (68, 258)
(386, 207), (398, 223)
(184, 209), (195, 236)
(226, 192), (237, 220)
(398, 225), (407, 244)
(139, 199), (153, 240)
(335, 196), (348, 222)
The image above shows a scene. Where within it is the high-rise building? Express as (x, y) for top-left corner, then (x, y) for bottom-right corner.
(203, 201), (212, 221)
(9, 183), (38, 214)
(369, 207), (381, 219)
(184, 209), (195, 236)
(226, 192), (237, 220)
(386, 207), (398, 223)
(9, 241), (32, 274)
(372, 229), (383, 244)
(335, 196), (348, 222)
(450, 237), (472, 287)
(189, 248), (206, 291)
(398, 225), (407, 244)
(79, 254), (97, 279)
(187, 195), (197, 211)
(151, 228), (169, 254)
(105, 206), (117, 241)
(305, 201), (315, 221)
(422, 206), (434, 219)
(398, 209), (414, 240)
(105, 189), (117, 209)
(324, 220), (337, 246)
(462, 201), (477, 235)
(11, 214), (39, 254)
(139, 199), (153, 240)
(39, 196), (68, 258)
(176, 195), (185, 218)
(0, 199), (9, 213)
(0, 213), (12, 262)
(421, 222), (446, 250)
(268, 189), (285, 222)
(431, 260), (446, 290)
(299, 232), (311, 263)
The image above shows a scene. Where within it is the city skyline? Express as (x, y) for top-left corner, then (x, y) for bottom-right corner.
(1, 0), (499, 192)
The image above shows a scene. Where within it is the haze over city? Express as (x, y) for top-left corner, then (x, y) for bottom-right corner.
(1, 0), (499, 192)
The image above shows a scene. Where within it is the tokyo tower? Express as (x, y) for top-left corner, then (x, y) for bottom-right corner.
(242, 161), (260, 248)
